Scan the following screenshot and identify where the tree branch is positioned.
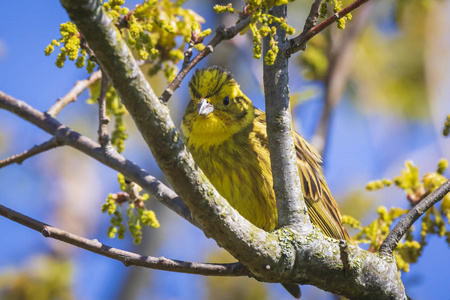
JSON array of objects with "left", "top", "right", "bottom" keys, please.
[
  {"left": 0, "top": 89, "right": 408, "bottom": 299},
  {"left": 0, "top": 91, "right": 196, "bottom": 229},
  {"left": 47, "top": 70, "right": 101, "bottom": 117},
  {"left": 39, "top": 1, "right": 409, "bottom": 297},
  {"left": 301, "top": 0, "right": 323, "bottom": 34},
  {"left": 288, "top": 0, "right": 370, "bottom": 55},
  {"left": 159, "top": 14, "right": 253, "bottom": 103},
  {"left": 263, "top": 5, "right": 311, "bottom": 230},
  {"left": 59, "top": 0, "right": 279, "bottom": 281},
  {"left": 97, "top": 68, "right": 110, "bottom": 148},
  {"left": 0, "top": 137, "right": 62, "bottom": 169},
  {"left": 378, "top": 179, "right": 450, "bottom": 256},
  {"left": 0, "top": 204, "right": 249, "bottom": 277}
]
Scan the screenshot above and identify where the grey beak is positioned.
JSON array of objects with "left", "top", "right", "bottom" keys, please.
[{"left": 197, "top": 98, "right": 215, "bottom": 116}]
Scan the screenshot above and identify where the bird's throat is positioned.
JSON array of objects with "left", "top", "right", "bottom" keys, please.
[{"left": 183, "top": 115, "right": 236, "bottom": 149}]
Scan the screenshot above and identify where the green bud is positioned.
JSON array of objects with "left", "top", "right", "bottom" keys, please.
[
  {"left": 107, "top": 226, "right": 118, "bottom": 238},
  {"left": 86, "top": 59, "right": 96, "bottom": 74},
  {"left": 44, "top": 45, "right": 54, "bottom": 56},
  {"left": 320, "top": 3, "right": 328, "bottom": 18},
  {"left": 337, "top": 18, "right": 346, "bottom": 30},
  {"left": 118, "top": 224, "right": 126, "bottom": 239},
  {"left": 200, "top": 28, "right": 212, "bottom": 38},
  {"left": 437, "top": 158, "right": 448, "bottom": 174},
  {"left": 55, "top": 52, "right": 66, "bottom": 68},
  {"left": 377, "top": 206, "right": 387, "bottom": 215}
]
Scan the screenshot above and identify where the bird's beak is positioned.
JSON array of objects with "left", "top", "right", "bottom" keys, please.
[{"left": 197, "top": 98, "right": 215, "bottom": 116}]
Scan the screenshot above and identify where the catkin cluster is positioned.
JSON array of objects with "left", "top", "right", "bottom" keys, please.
[{"left": 360, "top": 159, "right": 450, "bottom": 271}]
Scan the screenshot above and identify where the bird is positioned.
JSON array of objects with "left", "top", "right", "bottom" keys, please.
[{"left": 181, "top": 66, "right": 353, "bottom": 298}]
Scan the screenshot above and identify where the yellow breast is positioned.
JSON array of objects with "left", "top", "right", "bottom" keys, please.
[{"left": 182, "top": 111, "right": 278, "bottom": 231}]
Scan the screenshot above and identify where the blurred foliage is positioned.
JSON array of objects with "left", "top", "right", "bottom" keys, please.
[
  {"left": 297, "top": 33, "right": 328, "bottom": 80},
  {"left": 87, "top": 81, "right": 128, "bottom": 153},
  {"left": 101, "top": 173, "right": 160, "bottom": 244},
  {"left": 351, "top": 0, "right": 431, "bottom": 119},
  {"left": 206, "top": 250, "right": 269, "bottom": 300},
  {"left": 339, "top": 190, "right": 376, "bottom": 232},
  {"left": 443, "top": 114, "right": 450, "bottom": 137},
  {"left": 296, "top": 0, "right": 353, "bottom": 80},
  {"left": 0, "top": 256, "right": 74, "bottom": 300},
  {"left": 297, "top": 0, "right": 432, "bottom": 119},
  {"left": 359, "top": 159, "right": 450, "bottom": 272}
]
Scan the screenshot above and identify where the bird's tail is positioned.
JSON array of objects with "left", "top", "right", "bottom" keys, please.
[{"left": 282, "top": 283, "right": 301, "bottom": 299}]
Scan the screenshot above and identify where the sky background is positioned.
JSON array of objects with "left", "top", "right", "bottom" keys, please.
[{"left": 1, "top": 0, "right": 450, "bottom": 299}]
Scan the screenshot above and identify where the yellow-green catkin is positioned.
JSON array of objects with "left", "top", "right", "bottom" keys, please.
[
  {"left": 443, "top": 114, "right": 450, "bottom": 136},
  {"left": 101, "top": 173, "right": 159, "bottom": 244}
]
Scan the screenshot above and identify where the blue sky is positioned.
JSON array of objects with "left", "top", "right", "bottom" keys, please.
[{"left": 1, "top": 1, "right": 450, "bottom": 300}]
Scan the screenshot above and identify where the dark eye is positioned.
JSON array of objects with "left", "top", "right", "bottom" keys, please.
[{"left": 223, "top": 96, "right": 230, "bottom": 105}]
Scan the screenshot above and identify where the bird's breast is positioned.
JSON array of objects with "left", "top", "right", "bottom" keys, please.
[{"left": 185, "top": 135, "right": 278, "bottom": 231}]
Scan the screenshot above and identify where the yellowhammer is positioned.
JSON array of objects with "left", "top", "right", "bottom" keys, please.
[{"left": 181, "top": 66, "right": 352, "bottom": 298}]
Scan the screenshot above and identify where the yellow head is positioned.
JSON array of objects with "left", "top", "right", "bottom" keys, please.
[{"left": 182, "top": 66, "right": 254, "bottom": 148}]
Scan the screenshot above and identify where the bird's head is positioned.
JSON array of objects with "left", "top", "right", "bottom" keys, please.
[{"left": 182, "top": 66, "right": 254, "bottom": 147}]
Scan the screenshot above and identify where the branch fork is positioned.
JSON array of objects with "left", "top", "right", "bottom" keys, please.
[{"left": 0, "top": 0, "right": 424, "bottom": 298}]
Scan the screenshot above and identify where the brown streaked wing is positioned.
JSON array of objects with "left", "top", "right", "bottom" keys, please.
[{"left": 294, "top": 131, "right": 348, "bottom": 241}]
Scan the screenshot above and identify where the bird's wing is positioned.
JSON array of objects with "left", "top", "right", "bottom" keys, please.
[
  {"left": 294, "top": 132, "right": 349, "bottom": 241},
  {"left": 253, "top": 108, "right": 351, "bottom": 241}
]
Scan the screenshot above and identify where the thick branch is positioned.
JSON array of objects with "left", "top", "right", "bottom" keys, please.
[
  {"left": 47, "top": 70, "right": 101, "bottom": 117},
  {"left": 159, "top": 14, "right": 253, "bottom": 103},
  {"left": 0, "top": 89, "right": 407, "bottom": 298},
  {"left": 48, "top": 0, "right": 280, "bottom": 281},
  {"left": 263, "top": 5, "right": 311, "bottom": 230},
  {"left": 379, "top": 179, "right": 450, "bottom": 256},
  {"left": 288, "top": 0, "right": 370, "bottom": 54},
  {"left": 0, "top": 137, "right": 62, "bottom": 168},
  {"left": 0, "top": 204, "right": 249, "bottom": 277},
  {"left": 34, "top": 1, "right": 409, "bottom": 297},
  {"left": 0, "top": 91, "right": 195, "bottom": 229}
]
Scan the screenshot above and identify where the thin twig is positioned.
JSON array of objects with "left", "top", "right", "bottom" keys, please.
[
  {"left": 159, "top": 14, "right": 253, "bottom": 103},
  {"left": 288, "top": 0, "right": 370, "bottom": 54},
  {"left": 98, "top": 69, "right": 110, "bottom": 148},
  {"left": 0, "top": 90, "right": 197, "bottom": 229},
  {"left": 378, "top": 179, "right": 450, "bottom": 256},
  {"left": 182, "top": 40, "right": 195, "bottom": 70},
  {"left": 47, "top": 70, "right": 101, "bottom": 117},
  {"left": 339, "top": 240, "right": 350, "bottom": 274},
  {"left": 0, "top": 137, "right": 62, "bottom": 169},
  {"left": 301, "top": 0, "right": 323, "bottom": 34},
  {"left": 0, "top": 204, "right": 249, "bottom": 277}
]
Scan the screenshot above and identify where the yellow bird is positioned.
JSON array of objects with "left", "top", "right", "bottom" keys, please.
[{"left": 181, "top": 66, "right": 352, "bottom": 297}]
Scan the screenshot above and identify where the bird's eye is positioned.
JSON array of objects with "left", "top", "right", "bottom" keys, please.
[{"left": 223, "top": 96, "right": 230, "bottom": 105}]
